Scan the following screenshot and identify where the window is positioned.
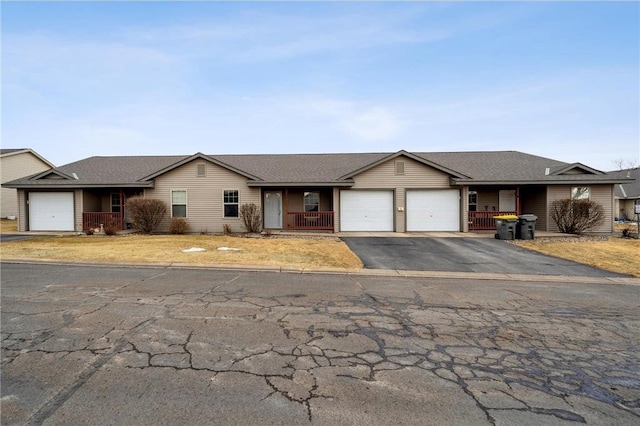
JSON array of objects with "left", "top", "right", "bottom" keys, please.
[
  {"left": 468, "top": 191, "right": 477, "bottom": 212},
  {"left": 304, "top": 192, "right": 319, "bottom": 212},
  {"left": 571, "top": 187, "right": 590, "bottom": 200},
  {"left": 197, "top": 163, "right": 206, "bottom": 177},
  {"left": 395, "top": 161, "right": 405, "bottom": 175},
  {"left": 111, "top": 193, "right": 122, "bottom": 213},
  {"left": 171, "top": 190, "right": 187, "bottom": 217},
  {"left": 224, "top": 190, "right": 239, "bottom": 217}
]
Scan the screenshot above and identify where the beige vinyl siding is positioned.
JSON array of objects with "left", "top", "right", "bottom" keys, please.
[
  {"left": 17, "top": 190, "right": 27, "bottom": 231},
  {"left": 461, "top": 186, "right": 469, "bottom": 232},
  {"left": 520, "top": 187, "right": 547, "bottom": 231},
  {"left": 82, "top": 191, "right": 101, "bottom": 212},
  {"left": 74, "top": 190, "right": 83, "bottom": 232},
  {"left": 346, "top": 156, "right": 453, "bottom": 232},
  {"left": 546, "top": 185, "right": 614, "bottom": 233},
  {"left": 144, "top": 160, "right": 260, "bottom": 233},
  {"left": 333, "top": 188, "right": 341, "bottom": 232},
  {"left": 1, "top": 152, "right": 52, "bottom": 218},
  {"left": 618, "top": 199, "right": 637, "bottom": 220},
  {"left": 477, "top": 191, "right": 500, "bottom": 213}
]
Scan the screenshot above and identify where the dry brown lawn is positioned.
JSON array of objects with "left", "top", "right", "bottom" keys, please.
[
  {"left": 514, "top": 237, "right": 640, "bottom": 277},
  {"left": 0, "top": 219, "right": 18, "bottom": 233},
  {"left": 0, "top": 234, "right": 363, "bottom": 269}
]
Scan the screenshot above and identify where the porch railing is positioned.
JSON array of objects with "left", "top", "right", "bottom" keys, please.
[
  {"left": 286, "top": 211, "right": 334, "bottom": 231},
  {"left": 83, "top": 212, "right": 124, "bottom": 231},
  {"left": 468, "top": 211, "right": 517, "bottom": 230}
]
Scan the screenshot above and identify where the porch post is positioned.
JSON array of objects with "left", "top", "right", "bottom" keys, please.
[
  {"left": 119, "top": 190, "right": 124, "bottom": 229},
  {"left": 516, "top": 186, "right": 520, "bottom": 215},
  {"left": 284, "top": 189, "right": 289, "bottom": 229}
]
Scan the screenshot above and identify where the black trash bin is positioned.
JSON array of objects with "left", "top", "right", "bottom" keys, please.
[
  {"left": 517, "top": 214, "right": 537, "bottom": 240},
  {"left": 494, "top": 215, "right": 518, "bottom": 240}
]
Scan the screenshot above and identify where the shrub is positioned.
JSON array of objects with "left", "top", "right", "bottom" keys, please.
[
  {"left": 103, "top": 221, "right": 118, "bottom": 236},
  {"left": 240, "top": 203, "right": 262, "bottom": 233},
  {"left": 223, "top": 224, "right": 232, "bottom": 235},
  {"left": 549, "top": 199, "right": 605, "bottom": 235},
  {"left": 125, "top": 196, "right": 167, "bottom": 234},
  {"left": 620, "top": 226, "right": 635, "bottom": 238},
  {"left": 170, "top": 217, "right": 188, "bottom": 234}
]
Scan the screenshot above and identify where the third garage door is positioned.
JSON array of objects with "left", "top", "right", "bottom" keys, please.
[
  {"left": 406, "top": 189, "right": 460, "bottom": 231},
  {"left": 340, "top": 190, "right": 394, "bottom": 232}
]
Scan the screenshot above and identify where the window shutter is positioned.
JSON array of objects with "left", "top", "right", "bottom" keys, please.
[{"left": 197, "top": 164, "right": 206, "bottom": 177}]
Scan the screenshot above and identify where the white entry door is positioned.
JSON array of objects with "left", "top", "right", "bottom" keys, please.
[
  {"left": 340, "top": 190, "right": 394, "bottom": 231},
  {"left": 29, "top": 192, "right": 75, "bottom": 231},
  {"left": 499, "top": 190, "right": 516, "bottom": 211},
  {"left": 264, "top": 191, "right": 283, "bottom": 229}
]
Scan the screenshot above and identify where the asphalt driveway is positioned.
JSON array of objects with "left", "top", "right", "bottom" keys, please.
[{"left": 342, "top": 237, "right": 627, "bottom": 277}]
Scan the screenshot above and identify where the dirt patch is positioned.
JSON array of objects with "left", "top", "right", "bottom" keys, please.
[
  {"left": 513, "top": 236, "right": 640, "bottom": 277},
  {"left": 0, "top": 234, "right": 363, "bottom": 269}
]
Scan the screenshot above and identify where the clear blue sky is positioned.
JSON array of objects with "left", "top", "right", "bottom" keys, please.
[{"left": 2, "top": 1, "right": 639, "bottom": 171}]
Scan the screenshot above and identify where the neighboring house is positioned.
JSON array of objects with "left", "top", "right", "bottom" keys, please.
[
  {"left": 1, "top": 149, "right": 54, "bottom": 219},
  {"left": 3, "top": 150, "right": 632, "bottom": 234},
  {"left": 608, "top": 167, "right": 640, "bottom": 221}
]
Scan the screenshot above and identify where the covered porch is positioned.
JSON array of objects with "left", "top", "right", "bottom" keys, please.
[
  {"left": 467, "top": 186, "right": 545, "bottom": 231},
  {"left": 81, "top": 189, "right": 142, "bottom": 231},
  {"left": 263, "top": 188, "right": 335, "bottom": 231}
]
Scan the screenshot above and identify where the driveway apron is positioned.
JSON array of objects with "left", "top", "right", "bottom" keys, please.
[{"left": 341, "top": 237, "right": 627, "bottom": 277}]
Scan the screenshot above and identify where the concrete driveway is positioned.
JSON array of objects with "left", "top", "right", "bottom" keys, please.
[{"left": 342, "top": 237, "right": 627, "bottom": 277}]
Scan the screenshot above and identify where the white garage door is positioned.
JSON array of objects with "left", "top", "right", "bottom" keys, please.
[
  {"left": 407, "top": 190, "right": 460, "bottom": 231},
  {"left": 340, "top": 190, "right": 394, "bottom": 232},
  {"left": 29, "top": 192, "right": 74, "bottom": 231}
]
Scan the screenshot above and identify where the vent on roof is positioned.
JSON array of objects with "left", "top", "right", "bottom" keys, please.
[
  {"left": 545, "top": 168, "right": 550, "bottom": 176},
  {"left": 395, "top": 161, "right": 405, "bottom": 175},
  {"left": 197, "top": 163, "right": 206, "bottom": 177},
  {"left": 72, "top": 173, "right": 79, "bottom": 180}
]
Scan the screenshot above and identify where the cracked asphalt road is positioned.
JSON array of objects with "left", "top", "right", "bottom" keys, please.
[{"left": 2, "top": 263, "right": 639, "bottom": 425}]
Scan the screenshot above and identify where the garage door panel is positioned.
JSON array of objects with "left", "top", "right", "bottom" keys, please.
[
  {"left": 341, "top": 190, "right": 393, "bottom": 232},
  {"left": 29, "top": 192, "right": 75, "bottom": 231},
  {"left": 407, "top": 190, "right": 460, "bottom": 232}
]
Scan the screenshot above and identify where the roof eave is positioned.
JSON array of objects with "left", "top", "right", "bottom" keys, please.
[
  {"left": 451, "top": 178, "right": 634, "bottom": 186},
  {"left": 247, "top": 181, "right": 354, "bottom": 188},
  {"left": 2, "top": 183, "right": 155, "bottom": 189}
]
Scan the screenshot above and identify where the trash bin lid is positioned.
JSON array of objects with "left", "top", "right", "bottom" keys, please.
[
  {"left": 518, "top": 214, "right": 538, "bottom": 221},
  {"left": 494, "top": 215, "right": 518, "bottom": 220}
]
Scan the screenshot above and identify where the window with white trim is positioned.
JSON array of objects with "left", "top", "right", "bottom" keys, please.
[
  {"left": 171, "top": 190, "right": 187, "bottom": 217},
  {"left": 468, "top": 191, "right": 477, "bottom": 212},
  {"left": 304, "top": 192, "right": 319, "bottom": 212},
  {"left": 571, "top": 187, "right": 590, "bottom": 200},
  {"left": 224, "top": 190, "right": 239, "bottom": 217}
]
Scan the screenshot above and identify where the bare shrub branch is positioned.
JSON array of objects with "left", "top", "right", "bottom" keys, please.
[
  {"left": 239, "top": 203, "right": 262, "bottom": 233},
  {"left": 125, "top": 196, "right": 167, "bottom": 234},
  {"left": 550, "top": 199, "right": 605, "bottom": 235}
]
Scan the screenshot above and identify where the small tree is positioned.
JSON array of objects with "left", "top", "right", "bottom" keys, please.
[
  {"left": 125, "top": 196, "right": 167, "bottom": 234},
  {"left": 239, "top": 203, "right": 262, "bottom": 233},
  {"left": 550, "top": 199, "right": 605, "bottom": 235}
]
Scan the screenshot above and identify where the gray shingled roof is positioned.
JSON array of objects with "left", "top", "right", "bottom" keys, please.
[
  {"left": 214, "top": 153, "right": 388, "bottom": 183},
  {"left": 3, "top": 150, "right": 632, "bottom": 188},
  {"left": 0, "top": 148, "right": 29, "bottom": 156},
  {"left": 609, "top": 167, "right": 640, "bottom": 199}
]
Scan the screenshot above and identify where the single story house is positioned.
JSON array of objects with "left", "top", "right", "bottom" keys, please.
[
  {"left": 608, "top": 167, "right": 640, "bottom": 221},
  {"left": 1, "top": 148, "right": 54, "bottom": 219},
  {"left": 3, "top": 150, "right": 633, "bottom": 234}
]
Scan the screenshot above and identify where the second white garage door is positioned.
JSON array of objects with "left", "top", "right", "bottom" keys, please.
[
  {"left": 29, "top": 192, "right": 75, "bottom": 231},
  {"left": 340, "top": 190, "right": 394, "bottom": 232},
  {"left": 406, "top": 189, "right": 460, "bottom": 231}
]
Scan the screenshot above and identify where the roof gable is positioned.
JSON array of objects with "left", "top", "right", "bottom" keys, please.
[
  {"left": 339, "top": 150, "right": 469, "bottom": 180},
  {"left": 140, "top": 153, "right": 262, "bottom": 182},
  {"left": 30, "top": 169, "right": 76, "bottom": 181},
  {"left": 0, "top": 148, "right": 55, "bottom": 167},
  {"left": 548, "top": 163, "right": 603, "bottom": 176}
]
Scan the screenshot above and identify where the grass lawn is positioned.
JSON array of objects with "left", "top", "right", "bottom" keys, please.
[
  {"left": 514, "top": 237, "right": 640, "bottom": 277},
  {"left": 0, "top": 219, "right": 18, "bottom": 233},
  {"left": 0, "top": 234, "right": 363, "bottom": 270}
]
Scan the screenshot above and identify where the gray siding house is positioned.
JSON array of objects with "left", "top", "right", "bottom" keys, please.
[{"left": 3, "top": 150, "right": 632, "bottom": 234}]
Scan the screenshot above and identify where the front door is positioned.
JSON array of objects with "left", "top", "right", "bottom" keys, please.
[{"left": 264, "top": 191, "right": 283, "bottom": 229}]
